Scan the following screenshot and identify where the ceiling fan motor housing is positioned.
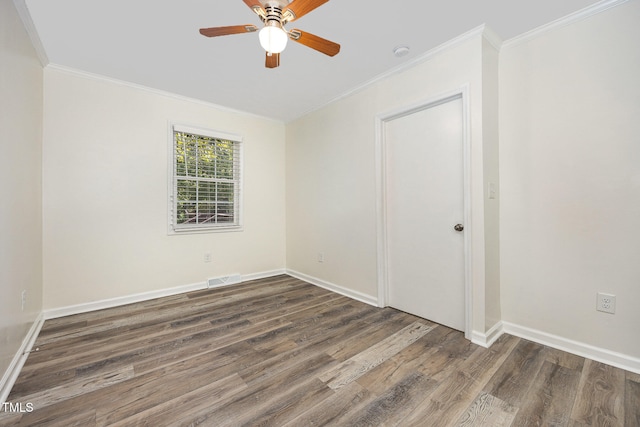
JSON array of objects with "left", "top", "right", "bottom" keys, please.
[{"left": 263, "top": 5, "right": 285, "bottom": 28}]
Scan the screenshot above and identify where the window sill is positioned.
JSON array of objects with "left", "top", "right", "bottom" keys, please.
[{"left": 168, "top": 225, "right": 244, "bottom": 235}]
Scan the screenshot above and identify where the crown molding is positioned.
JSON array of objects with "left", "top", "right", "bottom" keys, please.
[
  {"left": 289, "top": 24, "right": 489, "bottom": 123},
  {"left": 12, "top": 0, "right": 49, "bottom": 66},
  {"left": 45, "top": 64, "right": 281, "bottom": 123},
  {"left": 503, "top": 0, "right": 630, "bottom": 48},
  {"left": 291, "top": 0, "right": 630, "bottom": 122},
  {"left": 481, "top": 26, "right": 503, "bottom": 51}
]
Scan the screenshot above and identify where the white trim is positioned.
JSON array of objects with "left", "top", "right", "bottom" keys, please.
[
  {"left": 374, "top": 114, "right": 387, "bottom": 308},
  {"left": 6, "top": 272, "right": 638, "bottom": 406},
  {"left": 0, "top": 313, "right": 45, "bottom": 404},
  {"left": 286, "top": 270, "right": 378, "bottom": 307},
  {"left": 206, "top": 270, "right": 286, "bottom": 289},
  {"left": 471, "top": 321, "right": 504, "bottom": 348},
  {"left": 471, "top": 320, "right": 640, "bottom": 374},
  {"left": 460, "top": 84, "right": 473, "bottom": 341},
  {"left": 45, "top": 64, "right": 280, "bottom": 123},
  {"left": 167, "top": 122, "right": 244, "bottom": 235},
  {"left": 375, "top": 86, "right": 474, "bottom": 341},
  {"left": 242, "top": 269, "right": 286, "bottom": 282},
  {"left": 25, "top": 0, "right": 627, "bottom": 125},
  {"left": 290, "top": 25, "right": 487, "bottom": 123},
  {"left": 43, "top": 269, "right": 285, "bottom": 320},
  {"left": 172, "top": 124, "right": 242, "bottom": 143},
  {"left": 12, "top": 0, "right": 49, "bottom": 66},
  {"left": 503, "top": 0, "right": 630, "bottom": 48},
  {"left": 40, "top": 24, "right": 487, "bottom": 125},
  {"left": 481, "top": 26, "right": 504, "bottom": 51},
  {"left": 502, "top": 321, "right": 640, "bottom": 375},
  {"left": 43, "top": 282, "right": 207, "bottom": 320}
]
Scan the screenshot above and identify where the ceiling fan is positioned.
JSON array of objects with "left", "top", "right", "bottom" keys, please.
[{"left": 199, "top": 0, "right": 340, "bottom": 68}]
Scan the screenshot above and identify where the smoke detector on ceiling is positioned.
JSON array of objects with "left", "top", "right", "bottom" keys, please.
[{"left": 393, "top": 46, "right": 410, "bottom": 58}]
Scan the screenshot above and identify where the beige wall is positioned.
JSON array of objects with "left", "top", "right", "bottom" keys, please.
[
  {"left": 500, "top": 0, "right": 640, "bottom": 358},
  {"left": 42, "top": 68, "right": 286, "bottom": 309},
  {"left": 482, "top": 37, "right": 502, "bottom": 330},
  {"left": 0, "top": 0, "right": 44, "bottom": 387},
  {"left": 286, "top": 33, "right": 499, "bottom": 336}
]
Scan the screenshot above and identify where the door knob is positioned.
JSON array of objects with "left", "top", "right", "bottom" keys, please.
[{"left": 454, "top": 224, "right": 464, "bottom": 232}]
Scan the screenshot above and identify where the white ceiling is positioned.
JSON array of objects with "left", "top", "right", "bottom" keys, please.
[{"left": 24, "top": 0, "right": 600, "bottom": 122}]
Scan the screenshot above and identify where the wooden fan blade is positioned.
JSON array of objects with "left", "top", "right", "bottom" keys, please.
[
  {"left": 283, "top": 0, "right": 329, "bottom": 22},
  {"left": 289, "top": 29, "right": 340, "bottom": 56},
  {"left": 242, "top": 0, "right": 261, "bottom": 9},
  {"left": 199, "top": 25, "right": 258, "bottom": 37},
  {"left": 242, "top": 0, "right": 265, "bottom": 16},
  {"left": 265, "top": 52, "right": 281, "bottom": 68}
]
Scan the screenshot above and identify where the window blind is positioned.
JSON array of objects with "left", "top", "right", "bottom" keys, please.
[{"left": 170, "top": 125, "right": 242, "bottom": 232}]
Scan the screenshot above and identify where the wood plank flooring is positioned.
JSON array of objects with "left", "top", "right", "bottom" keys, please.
[{"left": 1, "top": 275, "right": 638, "bottom": 426}]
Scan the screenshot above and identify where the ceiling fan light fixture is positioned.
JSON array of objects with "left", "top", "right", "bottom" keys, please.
[{"left": 259, "top": 25, "right": 288, "bottom": 54}]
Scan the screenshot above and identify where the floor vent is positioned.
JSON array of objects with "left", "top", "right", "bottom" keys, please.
[{"left": 207, "top": 274, "right": 242, "bottom": 289}]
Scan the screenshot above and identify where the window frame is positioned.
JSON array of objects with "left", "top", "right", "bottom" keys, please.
[{"left": 168, "top": 123, "right": 243, "bottom": 235}]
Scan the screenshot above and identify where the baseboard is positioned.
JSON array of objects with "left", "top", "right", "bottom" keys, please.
[
  {"left": 286, "top": 269, "right": 378, "bottom": 307},
  {"left": 471, "top": 321, "right": 505, "bottom": 348},
  {"left": 43, "top": 281, "right": 208, "bottom": 320},
  {"left": 0, "top": 313, "right": 45, "bottom": 404},
  {"left": 242, "top": 269, "right": 287, "bottom": 283},
  {"left": 43, "top": 269, "right": 286, "bottom": 320},
  {"left": 502, "top": 321, "right": 640, "bottom": 374}
]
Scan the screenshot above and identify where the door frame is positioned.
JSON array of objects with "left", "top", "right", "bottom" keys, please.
[{"left": 375, "top": 86, "right": 473, "bottom": 340}]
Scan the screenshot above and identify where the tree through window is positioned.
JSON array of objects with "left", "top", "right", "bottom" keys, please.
[{"left": 170, "top": 125, "right": 242, "bottom": 233}]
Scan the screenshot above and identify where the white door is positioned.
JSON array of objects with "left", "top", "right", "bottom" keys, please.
[{"left": 385, "top": 96, "right": 465, "bottom": 331}]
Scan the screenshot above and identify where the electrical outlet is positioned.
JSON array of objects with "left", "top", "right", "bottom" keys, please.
[
  {"left": 21, "top": 290, "right": 27, "bottom": 311},
  {"left": 317, "top": 252, "right": 324, "bottom": 263},
  {"left": 596, "top": 292, "right": 616, "bottom": 314},
  {"left": 204, "top": 252, "right": 212, "bottom": 263}
]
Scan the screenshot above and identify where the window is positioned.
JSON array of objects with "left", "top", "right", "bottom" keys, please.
[{"left": 169, "top": 124, "right": 242, "bottom": 233}]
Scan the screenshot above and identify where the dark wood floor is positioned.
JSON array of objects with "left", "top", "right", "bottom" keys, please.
[{"left": 1, "top": 275, "right": 638, "bottom": 426}]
